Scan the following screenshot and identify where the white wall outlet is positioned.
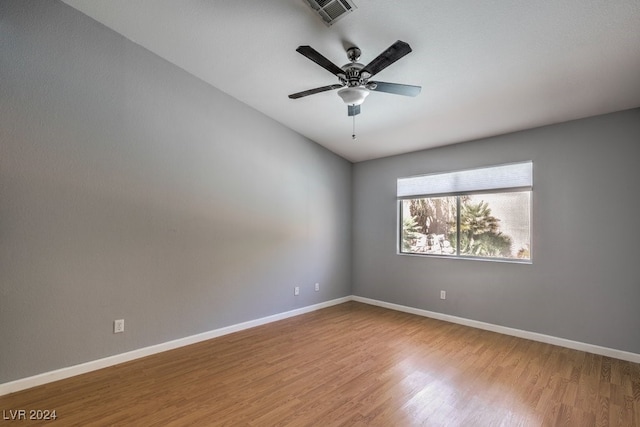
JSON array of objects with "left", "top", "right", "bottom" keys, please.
[
  {"left": 440, "top": 290, "right": 446, "bottom": 300},
  {"left": 315, "top": 283, "right": 320, "bottom": 292},
  {"left": 294, "top": 286, "right": 300, "bottom": 296},
  {"left": 114, "top": 319, "right": 125, "bottom": 333}
]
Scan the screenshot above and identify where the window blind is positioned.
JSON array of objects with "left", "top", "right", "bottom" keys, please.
[{"left": 397, "top": 161, "right": 532, "bottom": 198}]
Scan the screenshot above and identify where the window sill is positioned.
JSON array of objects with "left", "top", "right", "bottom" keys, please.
[{"left": 397, "top": 251, "right": 532, "bottom": 265}]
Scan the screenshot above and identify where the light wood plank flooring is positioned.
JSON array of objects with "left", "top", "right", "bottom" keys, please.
[{"left": 1, "top": 302, "right": 639, "bottom": 426}]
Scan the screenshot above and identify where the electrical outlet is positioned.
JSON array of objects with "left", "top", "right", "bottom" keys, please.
[
  {"left": 294, "top": 286, "right": 300, "bottom": 296},
  {"left": 315, "top": 283, "right": 320, "bottom": 292},
  {"left": 114, "top": 319, "right": 124, "bottom": 333},
  {"left": 440, "top": 290, "right": 446, "bottom": 300}
]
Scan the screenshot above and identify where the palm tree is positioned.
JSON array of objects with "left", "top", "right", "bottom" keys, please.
[{"left": 453, "top": 200, "right": 513, "bottom": 257}]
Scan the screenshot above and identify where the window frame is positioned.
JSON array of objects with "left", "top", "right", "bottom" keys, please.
[{"left": 397, "top": 162, "right": 532, "bottom": 264}]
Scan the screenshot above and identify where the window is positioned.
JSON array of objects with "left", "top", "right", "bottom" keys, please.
[{"left": 398, "top": 162, "right": 532, "bottom": 261}]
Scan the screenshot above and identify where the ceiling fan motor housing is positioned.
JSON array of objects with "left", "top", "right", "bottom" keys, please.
[{"left": 340, "top": 63, "right": 367, "bottom": 87}]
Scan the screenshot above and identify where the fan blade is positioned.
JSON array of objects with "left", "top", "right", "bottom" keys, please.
[
  {"left": 369, "top": 81, "right": 421, "bottom": 97},
  {"left": 296, "top": 46, "right": 345, "bottom": 77},
  {"left": 348, "top": 105, "right": 361, "bottom": 116},
  {"left": 361, "top": 40, "right": 412, "bottom": 77},
  {"left": 288, "top": 84, "right": 343, "bottom": 99}
]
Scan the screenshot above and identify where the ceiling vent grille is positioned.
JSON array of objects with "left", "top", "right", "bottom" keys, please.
[{"left": 305, "top": 0, "right": 357, "bottom": 26}]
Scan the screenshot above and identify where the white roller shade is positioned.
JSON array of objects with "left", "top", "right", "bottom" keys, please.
[{"left": 397, "top": 161, "right": 532, "bottom": 198}]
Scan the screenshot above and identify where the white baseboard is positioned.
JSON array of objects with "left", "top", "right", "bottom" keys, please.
[
  {"left": 3, "top": 294, "right": 638, "bottom": 396},
  {"left": 352, "top": 295, "right": 640, "bottom": 364},
  {"left": 0, "top": 297, "right": 351, "bottom": 396}
]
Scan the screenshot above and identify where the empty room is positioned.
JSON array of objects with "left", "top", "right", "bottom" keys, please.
[{"left": 1, "top": 1, "right": 640, "bottom": 425}]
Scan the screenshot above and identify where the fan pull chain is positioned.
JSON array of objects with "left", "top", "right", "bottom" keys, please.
[{"left": 352, "top": 114, "right": 357, "bottom": 140}]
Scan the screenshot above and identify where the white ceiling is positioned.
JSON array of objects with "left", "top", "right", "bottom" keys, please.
[{"left": 61, "top": 0, "right": 640, "bottom": 162}]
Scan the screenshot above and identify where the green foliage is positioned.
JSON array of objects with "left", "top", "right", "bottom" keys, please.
[
  {"left": 402, "top": 215, "right": 421, "bottom": 251},
  {"left": 458, "top": 231, "right": 513, "bottom": 257},
  {"left": 405, "top": 197, "right": 517, "bottom": 258},
  {"left": 450, "top": 200, "right": 513, "bottom": 258}
]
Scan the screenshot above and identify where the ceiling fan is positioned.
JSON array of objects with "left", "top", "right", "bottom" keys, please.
[{"left": 288, "top": 40, "right": 421, "bottom": 117}]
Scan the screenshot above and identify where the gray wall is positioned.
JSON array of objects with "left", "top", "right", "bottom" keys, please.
[
  {"left": 0, "top": 1, "right": 352, "bottom": 383},
  {"left": 1, "top": 0, "right": 638, "bottom": 388},
  {"left": 353, "top": 108, "right": 640, "bottom": 354}
]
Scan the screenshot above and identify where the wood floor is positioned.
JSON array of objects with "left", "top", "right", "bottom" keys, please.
[{"left": 1, "top": 302, "right": 639, "bottom": 426}]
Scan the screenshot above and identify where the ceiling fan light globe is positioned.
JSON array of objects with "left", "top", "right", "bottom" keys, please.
[{"left": 338, "top": 87, "right": 370, "bottom": 106}]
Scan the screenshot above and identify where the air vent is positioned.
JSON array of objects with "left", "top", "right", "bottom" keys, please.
[{"left": 305, "top": 0, "right": 357, "bottom": 26}]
